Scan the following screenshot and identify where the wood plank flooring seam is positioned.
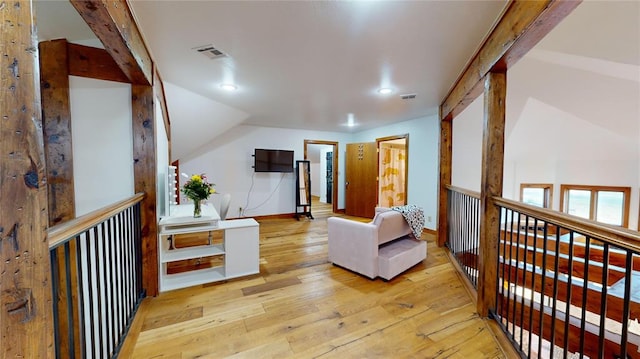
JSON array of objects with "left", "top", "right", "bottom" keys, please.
[
  {"left": 303, "top": 308, "right": 430, "bottom": 358},
  {"left": 129, "top": 201, "right": 505, "bottom": 358}
]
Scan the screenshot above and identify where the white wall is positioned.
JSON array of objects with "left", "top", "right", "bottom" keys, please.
[
  {"left": 503, "top": 94, "right": 639, "bottom": 228},
  {"left": 177, "top": 115, "right": 440, "bottom": 228},
  {"left": 70, "top": 76, "right": 134, "bottom": 216},
  {"left": 310, "top": 162, "right": 321, "bottom": 197},
  {"left": 178, "top": 117, "right": 441, "bottom": 224},
  {"left": 450, "top": 57, "right": 640, "bottom": 229},
  {"left": 155, "top": 97, "right": 170, "bottom": 218},
  {"left": 179, "top": 125, "right": 351, "bottom": 218},
  {"left": 506, "top": 53, "right": 640, "bottom": 229},
  {"left": 451, "top": 94, "right": 483, "bottom": 192},
  {"left": 307, "top": 144, "right": 333, "bottom": 202},
  {"left": 319, "top": 146, "right": 332, "bottom": 203},
  {"left": 353, "top": 115, "right": 440, "bottom": 230},
  {"left": 165, "top": 82, "right": 249, "bottom": 160}
]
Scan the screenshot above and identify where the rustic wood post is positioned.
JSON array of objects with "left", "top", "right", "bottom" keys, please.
[
  {"left": 0, "top": 1, "right": 54, "bottom": 356},
  {"left": 477, "top": 71, "right": 506, "bottom": 317},
  {"left": 39, "top": 39, "right": 80, "bottom": 351},
  {"left": 73, "top": 0, "right": 160, "bottom": 296},
  {"left": 437, "top": 115, "right": 452, "bottom": 247},
  {"left": 438, "top": 0, "right": 579, "bottom": 318},
  {"left": 132, "top": 85, "right": 158, "bottom": 296},
  {"left": 39, "top": 39, "right": 75, "bottom": 225}
]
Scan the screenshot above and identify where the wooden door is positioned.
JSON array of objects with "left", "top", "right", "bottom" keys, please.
[
  {"left": 345, "top": 142, "right": 378, "bottom": 218},
  {"left": 377, "top": 135, "right": 408, "bottom": 208}
]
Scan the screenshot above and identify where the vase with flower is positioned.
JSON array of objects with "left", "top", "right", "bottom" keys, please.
[{"left": 181, "top": 173, "right": 216, "bottom": 217}]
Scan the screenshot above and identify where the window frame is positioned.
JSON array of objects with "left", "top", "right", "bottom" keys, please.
[
  {"left": 520, "top": 183, "right": 554, "bottom": 209},
  {"left": 559, "top": 184, "right": 631, "bottom": 227}
]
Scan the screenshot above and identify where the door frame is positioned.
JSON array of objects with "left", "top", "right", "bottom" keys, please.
[
  {"left": 303, "top": 139, "right": 339, "bottom": 213},
  {"left": 376, "top": 134, "right": 409, "bottom": 206}
]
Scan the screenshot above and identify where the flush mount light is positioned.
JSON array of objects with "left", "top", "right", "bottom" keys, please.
[
  {"left": 377, "top": 88, "right": 393, "bottom": 95},
  {"left": 347, "top": 113, "right": 356, "bottom": 127},
  {"left": 220, "top": 83, "right": 237, "bottom": 91}
]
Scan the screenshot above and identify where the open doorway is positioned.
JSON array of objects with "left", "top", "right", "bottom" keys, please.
[
  {"left": 377, "top": 134, "right": 408, "bottom": 208},
  {"left": 304, "top": 140, "right": 339, "bottom": 214}
]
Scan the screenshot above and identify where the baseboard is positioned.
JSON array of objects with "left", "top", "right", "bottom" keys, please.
[
  {"left": 118, "top": 297, "right": 151, "bottom": 357},
  {"left": 486, "top": 318, "right": 521, "bottom": 358},
  {"left": 445, "top": 250, "right": 478, "bottom": 307},
  {"left": 443, "top": 248, "right": 519, "bottom": 357},
  {"left": 233, "top": 212, "right": 297, "bottom": 221},
  {"left": 422, "top": 227, "right": 437, "bottom": 236}
]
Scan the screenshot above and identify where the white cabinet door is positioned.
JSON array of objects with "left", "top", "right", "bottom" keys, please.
[{"left": 225, "top": 225, "right": 259, "bottom": 277}]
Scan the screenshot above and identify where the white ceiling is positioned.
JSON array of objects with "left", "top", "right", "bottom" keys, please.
[
  {"left": 532, "top": 0, "right": 640, "bottom": 67},
  {"left": 34, "top": 1, "right": 639, "bottom": 160},
  {"left": 127, "top": 0, "right": 506, "bottom": 134},
  {"left": 35, "top": 0, "right": 95, "bottom": 43},
  {"left": 505, "top": 0, "right": 640, "bottom": 140}
]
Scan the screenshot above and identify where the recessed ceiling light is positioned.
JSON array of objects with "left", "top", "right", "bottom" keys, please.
[
  {"left": 220, "top": 84, "right": 237, "bottom": 91},
  {"left": 347, "top": 113, "right": 356, "bottom": 127},
  {"left": 378, "top": 88, "right": 393, "bottom": 95}
]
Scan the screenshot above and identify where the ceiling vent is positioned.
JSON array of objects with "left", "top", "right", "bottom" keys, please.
[
  {"left": 193, "top": 44, "right": 228, "bottom": 60},
  {"left": 400, "top": 93, "right": 417, "bottom": 100}
]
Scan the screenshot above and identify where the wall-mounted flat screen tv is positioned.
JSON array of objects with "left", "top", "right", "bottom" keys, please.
[{"left": 254, "top": 149, "right": 294, "bottom": 172}]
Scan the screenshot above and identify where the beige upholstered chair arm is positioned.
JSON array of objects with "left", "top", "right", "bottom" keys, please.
[{"left": 327, "top": 217, "right": 379, "bottom": 278}]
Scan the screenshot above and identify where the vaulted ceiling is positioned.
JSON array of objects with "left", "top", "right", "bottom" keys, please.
[
  {"left": 34, "top": 1, "right": 639, "bottom": 161},
  {"left": 36, "top": 0, "right": 508, "bottom": 159},
  {"left": 506, "top": 0, "right": 640, "bottom": 141},
  {"left": 127, "top": 1, "right": 507, "bottom": 135}
]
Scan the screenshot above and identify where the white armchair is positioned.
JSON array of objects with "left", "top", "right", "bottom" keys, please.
[{"left": 327, "top": 208, "right": 426, "bottom": 280}]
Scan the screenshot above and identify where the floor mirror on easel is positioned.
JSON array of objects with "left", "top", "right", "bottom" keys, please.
[{"left": 295, "top": 160, "right": 313, "bottom": 220}]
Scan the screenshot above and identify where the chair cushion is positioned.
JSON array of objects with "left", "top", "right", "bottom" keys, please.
[
  {"left": 378, "top": 238, "right": 427, "bottom": 280},
  {"left": 372, "top": 210, "right": 412, "bottom": 245}
]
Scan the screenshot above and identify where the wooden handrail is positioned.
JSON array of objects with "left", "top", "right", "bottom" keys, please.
[
  {"left": 48, "top": 193, "right": 145, "bottom": 249},
  {"left": 493, "top": 196, "right": 640, "bottom": 254},
  {"left": 446, "top": 185, "right": 481, "bottom": 199}
]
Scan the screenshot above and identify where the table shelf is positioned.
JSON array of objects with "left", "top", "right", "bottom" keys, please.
[
  {"left": 158, "top": 207, "right": 259, "bottom": 292},
  {"left": 161, "top": 244, "right": 224, "bottom": 263},
  {"left": 160, "top": 266, "right": 226, "bottom": 292}
]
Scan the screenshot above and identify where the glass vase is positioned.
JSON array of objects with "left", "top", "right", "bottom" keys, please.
[{"left": 193, "top": 199, "right": 202, "bottom": 218}]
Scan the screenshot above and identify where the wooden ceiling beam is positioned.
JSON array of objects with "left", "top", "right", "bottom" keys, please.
[
  {"left": 154, "top": 68, "right": 171, "bottom": 142},
  {"left": 39, "top": 39, "right": 76, "bottom": 226},
  {"left": 68, "top": 42, "right": 129, "bottom": 83},
  {"left": 71, "top": 0, "right": 153, "bottom": 85},
  {"left": 440, "top": 0, "right": 581, "bottom": 120}
]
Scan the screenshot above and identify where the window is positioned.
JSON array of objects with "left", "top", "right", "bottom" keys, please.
[
  {"left": 560, "top": 185, "right": 631, "bottom": 227},
  {"left": 520, "top": 183, "right": 553, "bottom": 208}
]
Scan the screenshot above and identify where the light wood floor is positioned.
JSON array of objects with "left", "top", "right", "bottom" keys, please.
[{"left": 123, "top": 199, "right": 505, "bottom": 358}]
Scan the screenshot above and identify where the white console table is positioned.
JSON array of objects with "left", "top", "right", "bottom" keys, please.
[{"left": 158, "top": 204, "right": 260, "bottom": 292}]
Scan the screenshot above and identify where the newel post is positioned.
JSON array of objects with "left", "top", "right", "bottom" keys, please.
[
  {"left": 437, "top": 115, "right": 452, "bottom": 247},
  {"left": 477, "top": 70, "right": 506, "bottom": 317},
  {"left": 132, "top": 85, "right": 158, "bottom": 297},
  {"left": 0, "top": 1, "right": 54, "bottom": 356}
]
